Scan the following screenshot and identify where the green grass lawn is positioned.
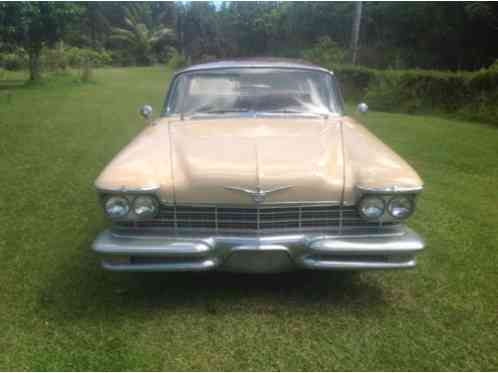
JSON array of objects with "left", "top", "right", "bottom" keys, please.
[{"left": 0, "top": 67, "right": 497, "bottom": 371}]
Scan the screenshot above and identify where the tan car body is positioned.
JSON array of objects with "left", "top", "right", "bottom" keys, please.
[
  {"left": 92, "top": 59, "right": 425, "bottom": 273},
  {"left": 95, "top": 116, "right": 423, "bottom": 206}
]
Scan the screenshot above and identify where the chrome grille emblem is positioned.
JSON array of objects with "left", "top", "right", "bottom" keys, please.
[{"left": 224, "top": 185, "right": 292, "bottom": 204}]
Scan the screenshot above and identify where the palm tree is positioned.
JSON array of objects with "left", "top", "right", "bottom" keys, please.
[
  {"left": 110, "top": 4, "right": 175, "bottom": 65},
  {"left": 82, "top": 3, "right": 110, "bottom": 49}
]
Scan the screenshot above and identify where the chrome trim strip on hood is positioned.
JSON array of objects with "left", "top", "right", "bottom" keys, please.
[{"left": 157, "top": 201, "right": 342, "bottom": 207}]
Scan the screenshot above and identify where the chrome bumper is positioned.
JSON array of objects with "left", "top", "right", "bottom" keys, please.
[{"left": 92, "top": 226, "right": 425, "bottom": 273}]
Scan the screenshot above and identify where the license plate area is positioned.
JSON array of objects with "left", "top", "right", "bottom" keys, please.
[{"left": 222, "top": 245, "right": 294, "bottom": 273}]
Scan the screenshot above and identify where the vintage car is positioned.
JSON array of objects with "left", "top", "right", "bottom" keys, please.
[{"left": 92, "top": 58, "right": 425, "bottom": 273}]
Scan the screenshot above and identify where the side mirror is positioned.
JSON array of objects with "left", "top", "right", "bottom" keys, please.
[
  {"left": 139, "top": 104, "right": 153, "bottom": 120},
  {"left": 357, "top": 102, "right": 368, "bottom": 113}
]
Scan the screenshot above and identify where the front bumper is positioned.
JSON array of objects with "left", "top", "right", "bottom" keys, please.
[{"left": 92, "top": 226, "right": 425, "bottom": 273}]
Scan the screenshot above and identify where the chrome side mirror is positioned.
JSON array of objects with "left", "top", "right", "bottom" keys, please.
[
  {"left": 357, "top": 102, "right": 369, "bottom": 113},
  {"left": 139, "top": 104, "right": 153, "bottom": 120}
]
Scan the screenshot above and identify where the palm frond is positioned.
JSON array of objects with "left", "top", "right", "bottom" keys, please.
[
  {"left": 124, "top": 16, "right": 135, "bottom": 30},
  {"left": 109, "top": 27, "right": 136, "bottom": 44},
  {"left": 150, "top": 27, "right": 176, "bottom": 44}
]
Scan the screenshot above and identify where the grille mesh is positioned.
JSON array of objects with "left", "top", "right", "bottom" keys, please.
[{"left": 115, "top": 204, "right": 394, "bottom": 233}]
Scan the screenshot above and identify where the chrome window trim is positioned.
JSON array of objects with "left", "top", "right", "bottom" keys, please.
[
  {"left": 186, "top": 112, "right": 339, "bottom": 120},
  {"left": 177, "top": 63, "right": 331, "bottom": 75},
  {"left": 161, "top": 68, "right": 342, "bottom": 117}
]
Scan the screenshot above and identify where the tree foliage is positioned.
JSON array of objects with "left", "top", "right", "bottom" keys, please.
[
  {"left": 0, "top": 2, "right": 81, "bottom": 80},
  {"left": 303, "top": 36, "right": 346, "bottom": 67},
  {"left": 110, "top": 4, "right": 175, "bottom": 65},
  {"left": 1, "top": 2, "right": 497, "bottom": 73}
]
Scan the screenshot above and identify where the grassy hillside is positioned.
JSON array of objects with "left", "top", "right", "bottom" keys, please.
[{"left": 0, "top": 67, "right": 497, "bottom": 370}]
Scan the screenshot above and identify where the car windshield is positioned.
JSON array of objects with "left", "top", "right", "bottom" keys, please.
[{"left": 164, "top": 68, "right": 343, "bottom": 116}]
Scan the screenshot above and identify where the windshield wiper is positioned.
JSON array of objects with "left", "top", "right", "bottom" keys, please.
[
  {"left": 264, "top": 109, "right": 328, "bottom": 118},
  {"left": 202, "top": 109, "right": 250, "bottom": 114}
]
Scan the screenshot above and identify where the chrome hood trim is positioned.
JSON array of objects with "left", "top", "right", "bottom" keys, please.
[{"left": 224, "top": 185, "right": 293, "bottom": 204}]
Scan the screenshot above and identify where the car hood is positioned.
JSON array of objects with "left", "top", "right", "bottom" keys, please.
[
  {"left": 168, "top": 117, "right": 344, "bottom": 204},
  {"left": 95, "top": 116, "right": 423, "bottom": 206}
]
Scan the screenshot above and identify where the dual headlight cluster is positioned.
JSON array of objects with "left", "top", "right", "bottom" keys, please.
[
  {"left": 103, "top": 195, "right": 158, "bottom": 219},
  {"left": 359, "top": 195, "right": 414, "bottom": 220},
  {"left": 103, "top": 193, "right": 413, "bottom": 221}
]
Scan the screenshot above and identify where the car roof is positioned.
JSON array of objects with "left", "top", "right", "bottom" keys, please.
[{"left": 176, "top": 58, "right": 332, "bottom": 75}]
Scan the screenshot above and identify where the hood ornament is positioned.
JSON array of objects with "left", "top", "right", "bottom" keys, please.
[{"left": 224, "top": 185, "right": 292, "bottom": 204}]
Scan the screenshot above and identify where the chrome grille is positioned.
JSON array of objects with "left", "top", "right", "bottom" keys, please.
[{"left": 115, "top": 204, "right": 395, "bottom": 233}]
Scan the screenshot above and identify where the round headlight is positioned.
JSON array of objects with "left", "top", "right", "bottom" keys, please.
[
  {"left": 104, "top": 196, "right": 130, "bottom": 219},
  {"left": 388, "top": 196, "right": 413, "bottom": 219},
  {"left": 133, "top": 195, "right": 158, "bottom": 218},
  {"left": 359, "top": 196, "right": 385, "bottom": 219}
]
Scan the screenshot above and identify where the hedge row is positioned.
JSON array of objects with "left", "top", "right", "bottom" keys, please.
[
  {"left": 0, "top": 46, "right": 187, "bottom": 72},
  {"left": 333, "top": 64, "right": 498, "bottom": 125},
  {"left": 0, "top": 47, "right": 114, "bottom": 71}
]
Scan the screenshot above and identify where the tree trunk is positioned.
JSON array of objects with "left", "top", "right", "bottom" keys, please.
[
  {"left": 28, "top": 48, "right": 42, "bottom": 81},
  {"left": 91, "top": 20, "right": 96, "bottom": 49},
  {"left": 350, "top": 1, "right": 363, "bottom": 65}
]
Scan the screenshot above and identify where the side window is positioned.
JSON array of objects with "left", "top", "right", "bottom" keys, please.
[
  {"left": 329, "top": 74, "right": 344, "bottom": 114},
  {"left": 166, "top": 76, "right": 186, "bottom": 114},
  {"left": 165, "top": 77, "right": 179, "bottom": 114}
]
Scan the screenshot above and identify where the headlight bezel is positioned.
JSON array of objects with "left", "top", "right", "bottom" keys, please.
[
  {"left": 104, "top": 195, "right": 130, "bottom": 219},
  {"left": 133, "top": 195, "right": 159, "bottom": 219},
  {"left": 387, "top": 195, "right": 415, "bottom": 219},
  {"left": 358, "top": 196, "right": 386, "bottom": 220},
  {"left": 101, "top": 193, "right": 160, "bottom": 220},
  {"left": 358, "top": 193, "right": 417, "bottom": 222}
]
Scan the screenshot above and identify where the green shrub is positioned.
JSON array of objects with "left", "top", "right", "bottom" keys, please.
[
  {"left": 40, "top": 45, "right": 112, "bottom": 71},
  {"left": 302, "top": 36, "right": 346, "bottom": 67},
  {"left": 365, "top": 69, "right": 471, "bottom": 113},
  {"left": 0, "top": 49, "right": 28, "bottom": 71},
  {"left": 41, "top": 43, "right": 68, "bottom": 71},
  {"left": 331, "top": 64, "right": 498, "bottom": 125},
  {"left": 333, "top": 65, "right": 377, "bottom": 100},
  {"left": 109, "top": 50, "right": 136, "bottom": 67},
  {"left": 65, "top": 47, "right": 112, "bottom": 68}
]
